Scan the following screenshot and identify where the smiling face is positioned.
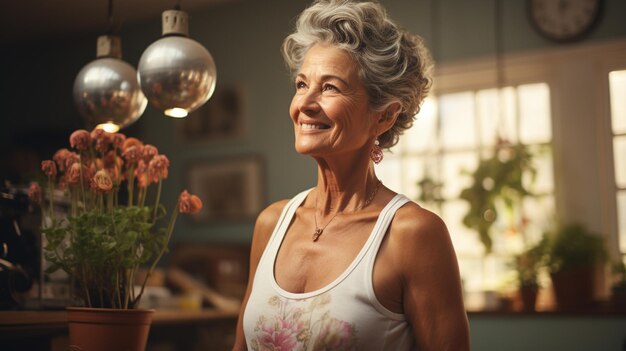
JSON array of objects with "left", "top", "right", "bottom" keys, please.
[{"left": 289, "top": 43, "right": 381, "bottom": 159}]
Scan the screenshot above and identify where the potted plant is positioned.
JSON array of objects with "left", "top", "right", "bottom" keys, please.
[
  {"left": 511, "top": 238, "right": 547, "bottom": 311},
  {"left": 545, "top": 223, "right": 606, "bottom": 310},
  {"left": 611, "top": 260, "right": 626, "bottom": 310},
  {"left": 28, "top": 128, "right": 203, "bottom": 351}
]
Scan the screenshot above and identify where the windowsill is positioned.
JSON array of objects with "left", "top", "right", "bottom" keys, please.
[{"left": 467, "top": 302, "right": 626, "bottom": 317}]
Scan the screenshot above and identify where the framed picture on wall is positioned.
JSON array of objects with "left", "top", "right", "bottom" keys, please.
[
  {"left": 177, "top": 84, "right": 245, "bottom": 142},
  {"left": 185, "top": 156, "right": 264, "bottom": 223}
]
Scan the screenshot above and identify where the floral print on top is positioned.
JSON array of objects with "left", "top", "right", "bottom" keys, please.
[{"left": 250, "top": 294, "right": 357, "bottom": 351}]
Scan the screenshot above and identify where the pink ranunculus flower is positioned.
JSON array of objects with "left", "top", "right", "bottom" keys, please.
[
  {"left": 69, "top": 129, "right": 91, "bottom": 151},
  {"left": 41, "top": 160, "right": 57, "bottom": 178},
  {"left": 28, "top": 182, "right": 42, "bottom": 204},
  {"left": 148, "top": 154, "right": 169, "bottom": 181},
  {"left": 92, "top": 169, "right": 113, "bottom": 192},
  {"left": 66, "top": 162, "right": 90, "bottom": 186},
  {"left": 91, "top": 128, "right": 112, "bottom": 154},
  {"left": 110, "top": 133, "right": 126, "bottom": 149},
  {"left": 122, "top": 145, "right": 143, "bottom": 165},
  {"left": 103, "top": 150, "right": 123, "bottom": 170},
  {"left": 64, "top": 152, "right": 81, "bottom": 171},
  {"left": 122, "top": 137, "right": 144, "bottom": 152},
  {"left": 178, "top": 190, "right": 203, "bottom": 214},
  {"left": 135, "top": 160, "right": 150, "bottom": 188},
  {"left": 53, "top": 148, "right": 72, "bottom": 172},
  {"left": 142, "top": 144, "right": 158, "bottom": 163}
]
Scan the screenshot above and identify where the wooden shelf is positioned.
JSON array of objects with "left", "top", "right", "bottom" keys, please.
[{"left": 0, "top": 308, "right": 238, "bottom": 327}]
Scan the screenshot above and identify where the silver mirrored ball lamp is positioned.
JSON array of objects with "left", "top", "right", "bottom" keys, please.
[
  {"left": 138, "top": 9, "right": 217, "bottom": 118},
  {"left": 73, "top": 35, "right": 147, "bottom": 133}
]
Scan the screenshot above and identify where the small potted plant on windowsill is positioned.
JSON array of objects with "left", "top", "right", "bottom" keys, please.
[
  {"left": 545, "top": 223, "right": 606, "bottom": 311},
  {"left": 611, "top": 260, "right": 626, "bottom": 311},
  {"left": 29, "top": 129, "right": 203, "bottom": 351},
  {"left": 511, "top": 237, "right": 547, "bottom": 312}
]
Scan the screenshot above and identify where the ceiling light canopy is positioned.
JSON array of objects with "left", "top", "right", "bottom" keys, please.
[{"left": 138, "top": 9, "right": 217, "bottom": 118}]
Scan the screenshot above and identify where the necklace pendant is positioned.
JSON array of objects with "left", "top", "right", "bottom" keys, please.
[{"left": 312, "top": 228, "right": 323, "bottom": 242}]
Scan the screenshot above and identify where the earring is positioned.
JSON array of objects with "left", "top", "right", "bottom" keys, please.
[{"left": 370, "top": 139, "right": 383, "bottom": 164}]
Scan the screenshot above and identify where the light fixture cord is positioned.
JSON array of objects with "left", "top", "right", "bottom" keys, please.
[
  {"left": 107, "top": 0, "right": 114, "bottom": 34},
  {"left": 494, "top": 0, "right": 507, "bottom": 141},
  {"left": 175, "top": 0, "right": 182, "bottom": 10}
]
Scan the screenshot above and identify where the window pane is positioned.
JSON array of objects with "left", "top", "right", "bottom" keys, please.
[
  {"left": 618, "top": 191, "right": 626, "bottom": 253},
  {"left": 441, "top": 200, "right": 484, "bottom": 256},
  {"left": 403, "top": 98, "right": 438, "bottom": 153},
  {"left": 519, "top": 83, "right": 552, "bottom": 144},
  {"left": 441, "top": 151, "right": 477, "bottom": 199},
  {"left": 614, "top": 136, "right": 626, "bottom": 188},
  {"left": 439, "top": 92, "right": 476, "bottom": 149},
  {"left": 376, "top": 156, "right": 402, "bottom": 191},
  {"left": 400, "top": 156, "right": 423, "bottom": 201},
  {"left": 610, "top": 70, "right": 626, "bottom": 134},
  {"left": 500, "top": 87, "right": 518, "bottom": 144},
  {"left": 522, "top": 195, "right": 555, "bottom": 244},
  {"left": 476, "top": 89, "right": 499, "bottom": 147},
  {"left": 524, "top": 147, "right": 554, "bottom": 194}
]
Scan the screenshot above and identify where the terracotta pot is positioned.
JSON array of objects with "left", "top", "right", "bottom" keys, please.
[
  {"left": 67, "top": 307, "right": 155, "bottom": 351},
  {"left": 550, "top": 266, "right": 595, "bottom": 310},
  {"left": 519, "top": 285, "right": 538, "bottom": 312}
]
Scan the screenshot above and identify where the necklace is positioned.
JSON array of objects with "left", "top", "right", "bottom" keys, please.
[{"left": 312, "top": 179, "right": 382, "bottom": 242}]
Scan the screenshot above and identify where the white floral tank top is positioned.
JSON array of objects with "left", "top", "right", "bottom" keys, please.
[{"left": 243, "top": 189, "right": 416, "bottom": 351}]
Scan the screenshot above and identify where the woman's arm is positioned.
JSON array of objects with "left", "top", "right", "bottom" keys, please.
[
  {"left": 232, "top": 200, "right": 289, "bottom": 351},
  {"left": 393, "top": 206, "right": 470, "bottom": 351}
]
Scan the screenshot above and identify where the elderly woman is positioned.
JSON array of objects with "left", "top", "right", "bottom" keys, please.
[{"left": 233, "top": 1, "right": 469, "bottom": 350}]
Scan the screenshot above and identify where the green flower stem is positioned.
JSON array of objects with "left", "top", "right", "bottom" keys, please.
[
  {"left": 153, "top": 178, "right": 163, "bottom": 222},
  {"left": 107, "top": 191, "right": 113, "bottom": 212},
  {"left": 47, "top": 177, "right": 54, "bottom": 222},
  {"left": 82, "top": 266, "right": 91, "bottom": 308},
  {"left": 127, "top": 165, "right": 136, "bottom": 207},
  {"left": 78, "top": 154, "right": 86, "bottom": 210},
  {"left": 134, "top": 204, "right": 179, "bottom": 305},
  {"left": 115, "top": 271, "right": 122, "bottom": 309}
]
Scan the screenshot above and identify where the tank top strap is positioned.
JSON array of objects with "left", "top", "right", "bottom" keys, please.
[
  {"left": 364, "top": 194, "right": 411, "bottom": 265},
  {"left": 259, "top": 188, "right": 312, "bottom": 266}
]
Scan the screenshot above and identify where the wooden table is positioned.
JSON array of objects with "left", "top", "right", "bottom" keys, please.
[{"left": 0, "top": 309, "right": 239, "bottom": 351}]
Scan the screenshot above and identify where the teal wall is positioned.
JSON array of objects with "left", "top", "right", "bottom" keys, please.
[
  {"left": 2, "top": 0, "right": 626, "bottom": 245},
  {"left": 469, "top": 314, "right": 626, "bottom": 350}
]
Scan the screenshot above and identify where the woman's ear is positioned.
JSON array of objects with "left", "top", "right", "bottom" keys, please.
[{"left": 375, "top": 102, "right": 401, "bottom": 135}]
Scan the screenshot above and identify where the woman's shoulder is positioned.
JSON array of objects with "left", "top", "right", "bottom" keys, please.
[
  {"left": 387, "top": 200, "right": 452, "bottom": 254},
  {"left": 255, "top": 199, "right": 291, "bottom": 233}
]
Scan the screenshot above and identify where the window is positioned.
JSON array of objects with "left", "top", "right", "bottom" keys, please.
[
  {"left": 609, "top": 70, "right": 626, "bottom": 257},
  {"left": 376, "top": 40, "right": 626, "bottom": 310},
  {"left": 377, "top": 83, "right": 554, "bottom": 303}
]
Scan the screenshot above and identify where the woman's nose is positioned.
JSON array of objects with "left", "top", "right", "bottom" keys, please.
[{"left": 297, "top": 89, "right": 321, "bottom": 115}]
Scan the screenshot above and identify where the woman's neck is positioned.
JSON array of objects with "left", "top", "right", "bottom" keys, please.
[{"left": 313, "top": 151, "right": 379, "bottom": 215}]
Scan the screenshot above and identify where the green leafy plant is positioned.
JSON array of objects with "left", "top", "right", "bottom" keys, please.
[
  {"left": 459, "top": 140, "right": 536, "bottom": 254},
  {"left": 511, "top": 237, "right": 547, "bottom": 288},
  {"left": 612, "top": 260, "right": 626, "bottom": 289},
  {"left": 29, "top": 129, "right": 202, "bottom": 309},
  {"left": 545, "top": 223, "right": 606, "bottom": 273}
]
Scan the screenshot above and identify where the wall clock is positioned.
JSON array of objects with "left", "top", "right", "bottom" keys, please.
[{"left": 528, "top": 0, "right": 602, "bottom": 42}]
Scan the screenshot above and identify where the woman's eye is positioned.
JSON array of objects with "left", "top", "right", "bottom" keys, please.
[
  {"left": 295, "top": 81, "right": 307, "bottom": 89},
  {"left": 322, "top": 84, "right": 338, "bottom": 92}
]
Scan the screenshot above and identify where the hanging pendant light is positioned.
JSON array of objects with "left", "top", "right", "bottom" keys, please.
[
  {"left": 73, "top": 0, "right": 146, "bottom": 132},
  {"left": 73, "top": 36, "right": 147, "bottom": 132},
  {"left": 138, "top": 8, "right": 217, "bottom": 118}
]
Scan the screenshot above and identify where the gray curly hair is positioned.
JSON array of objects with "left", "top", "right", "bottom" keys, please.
[{"left": 282, "top": 0, "right": 433, "bottom": 148}]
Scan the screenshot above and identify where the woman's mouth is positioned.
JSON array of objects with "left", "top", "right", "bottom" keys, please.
[{"left": 300, "top": 123, "right": 330, "bottom": 130}]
